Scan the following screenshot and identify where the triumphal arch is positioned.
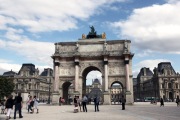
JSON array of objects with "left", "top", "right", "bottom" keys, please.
[{"left": 51, "top": 27, "right": 134, "bottom": 104}]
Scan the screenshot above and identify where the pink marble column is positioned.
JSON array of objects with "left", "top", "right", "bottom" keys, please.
[
  {"left": 75, "top": 64, "right": 79, "bottom": 91},
  {"left": 125, "top": 59, "right": 130, "bottom": 92},
  {"left": 54, "top": 62, "right": 59, "bottom": 92},
  {"left": 104, "top": 57, "right": 108, "bottom": 92},
  {"left": 104, "top": 63, "right": 108, "bottom": 91}
]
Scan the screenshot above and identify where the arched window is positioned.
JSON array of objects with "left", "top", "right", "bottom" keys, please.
[
  {"left": 162, "top": 83, "right": 164, "bottom": 88},
  {"left": 16, "top": 84, "right": 18, "bottom": 89},
  {"left": 176, "top": 83, "right": 178, "bottom": 89},
  {"left": 168, "top": 83, "right": 171, "bottom": 89},
  {"left": 29, "top": 84, "right": 31, "bottom": 89}
]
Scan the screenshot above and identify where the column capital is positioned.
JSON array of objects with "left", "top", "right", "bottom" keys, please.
[
  {"left": 124, "top": 60, "right": 129, "bottom": 64},
  {"left": 74, "top": 61, "right": 79, "bottom": 65},
  {"left": 104, "top": 61, "right": 108, "bottom": 65},
  {"left": 54, "top": 62, "right": 60, "bottom": 66}
]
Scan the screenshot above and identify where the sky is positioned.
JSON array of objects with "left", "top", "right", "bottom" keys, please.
[{"left": 0, "top": 0, "right": 180, "bottom": 83}]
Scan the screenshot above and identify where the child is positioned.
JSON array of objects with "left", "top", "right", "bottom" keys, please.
[
  {"left": 1, "top": 101, "right": 5, "bottom": 114},
  {"left": 33, "top": 96, "right": 39, "bottom": 113}
]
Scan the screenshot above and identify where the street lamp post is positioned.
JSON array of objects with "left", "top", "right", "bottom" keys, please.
[{"left": 48, "top": 79, "right": 51, "bottom": 104}]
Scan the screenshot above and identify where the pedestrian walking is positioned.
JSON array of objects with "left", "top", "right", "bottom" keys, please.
[
  {"left": 33, "top": 96, "right": 39, "bottom": 113},
  {"left": 73, "top": 96, "right": 78, "bottom": 113},
  {"left": 59, "top": 97, "right": 62, "bottom": 106},
  {"left": 176, "top": 96, "right": 179, "bottom": 107},
  {"left": 27, "top": 96, "right": 33, "bottom": 113},
  {"left": 77, "top": 96, "right": 82, "bottom": 112},
  {"left": 0, "top": 100, "right": 5, "bottom": 114},
  {"left": 26, "top": 95, "right": 30, "bottom": 110},
  {"left": 82, "top": 95, "right": 88, "bottom": 112},
  {"left": 160, "top": 98, "right": 164, "bottom": 107},
  {"left": 94, "top": 96, "right": 100, "bottom": 112},
  {"left": 14, "top": 93, "right": 23, "bottom": 119},
  {"left": 121, "top": 95, "right": 126, "bottom": 110},
  {"left": 5, "top": 95, "right": 14, "bottom": 120}
]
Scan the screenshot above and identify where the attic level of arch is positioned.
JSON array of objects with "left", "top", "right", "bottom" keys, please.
[{"left": 52, "top": 40, "right": 134, "bottom": 61}]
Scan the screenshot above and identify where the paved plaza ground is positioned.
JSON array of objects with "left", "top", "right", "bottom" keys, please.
[{"left": 0, "top": 102, "right": 180, "bottom": 120}]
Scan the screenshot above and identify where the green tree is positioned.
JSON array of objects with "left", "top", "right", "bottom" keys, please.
[{"left": 0, "top": 76, "right": 15, "bottom": 99}]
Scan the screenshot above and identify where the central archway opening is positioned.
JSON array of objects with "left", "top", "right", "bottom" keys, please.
[
  {"left": 62, "top": 82, "right": 72, "bottom": 104},
  {"left": 110, "top": 81, "right": 124, "bottom": 105},
  {"left": 82, "top": 66, "right": 103, "bottom": 103}
]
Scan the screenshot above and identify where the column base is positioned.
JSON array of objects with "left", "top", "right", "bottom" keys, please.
[
  {"left": 51, "top": 92, "right": 60, "bottom": 105},
  {"left": 103, "top": 91, "right": 111, "bottom": 105},
  {"left": 126, "top": 91, "right": 134, "bottom": 105}
]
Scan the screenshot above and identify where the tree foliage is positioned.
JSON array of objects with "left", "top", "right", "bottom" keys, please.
[{"left": 0, "top": 76, "right": 15, "bottom": 99}]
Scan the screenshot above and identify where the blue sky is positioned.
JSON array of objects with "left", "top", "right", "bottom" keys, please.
[{"left": 0, "top": 0, "right": 180, "bottom": 80}]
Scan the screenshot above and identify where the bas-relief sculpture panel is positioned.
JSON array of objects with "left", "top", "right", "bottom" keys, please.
[
  {"left": 58, "top": 45, "right": 75, "bottom": 53},
  {"left": 108, "top": 62, "right": 125, "bottom": 75},
  {"left": 107, "top": 44, "right": 123, "bottom": 51},
  {"left": 59, "top": 63, "right": 75, "bottom": 76}
]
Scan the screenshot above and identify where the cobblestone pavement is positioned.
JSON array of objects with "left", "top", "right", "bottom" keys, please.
[{"left": 0, "top": 102, "right": 180, "bottom": 120}]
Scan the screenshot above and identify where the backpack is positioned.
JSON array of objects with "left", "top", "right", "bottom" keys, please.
[{"left": 30, "top": 101, "right": 34, "bottom": 107}]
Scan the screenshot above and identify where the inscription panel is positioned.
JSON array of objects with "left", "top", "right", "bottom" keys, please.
[{"left": 79, "top": 44, "right": 103, "bottom": 52}]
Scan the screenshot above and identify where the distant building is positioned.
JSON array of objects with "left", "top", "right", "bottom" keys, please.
[
  {"left": 86, "top": 78, "right": 103, "bottom": 100},
  {"left": 3, "top": 70, "right": 17, "bottom": 78},
  {"left": 135, "top": 67, "right": 153, "bottom": 100},
  {"left": 134, "top": 62, "right": 180, "bottom": 102},
  {"left": 153, "top": 62, "right": 180, "bottom": 101},
  {"left": 2, "top": 63, "right": 53, "bottom": 102}
]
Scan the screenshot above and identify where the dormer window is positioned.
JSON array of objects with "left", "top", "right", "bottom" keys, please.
[{"left": 26, "top": 71, "right": 29, "bottom": 76}]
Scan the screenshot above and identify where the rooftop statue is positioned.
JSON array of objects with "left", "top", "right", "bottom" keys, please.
[
  {"left": 89, "top": 26, "right": 96, "bottom": 35},
  {"left": 82, "top": 26, "right": 105, "bottom": 39},
  {"left": 87, "top": 26, "right": 98, "bottom": 39}
]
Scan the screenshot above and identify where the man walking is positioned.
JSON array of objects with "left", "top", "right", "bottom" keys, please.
[
  {"left": 14, "top": 93, "right": 23, "bottom": 119},
  {"left": 121, "top": 95, "right": 126, "bottom": 110},
  {"left": 82, "top": 95, "right": 88, "bottom": 112},
  {"left": 94, "top": 96, "right": 100, "bottom": 112}
]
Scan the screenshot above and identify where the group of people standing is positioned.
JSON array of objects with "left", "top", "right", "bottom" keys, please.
[
  {"left": 3, "top": 93, "right": 23, "bottom": 120},
  {"left": 26, "top": 95, "right": 39, "bottom": 114},
  {"left": 1, "top": 93, "right": 39, "bottom": 120},
  {"left": 73, "top": 95, "right": 100, "bottom": 113}
]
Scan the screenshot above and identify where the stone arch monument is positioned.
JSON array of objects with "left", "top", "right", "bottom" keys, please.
[{"left": 51, "top": 28, "right": 134, "bottom": 104}]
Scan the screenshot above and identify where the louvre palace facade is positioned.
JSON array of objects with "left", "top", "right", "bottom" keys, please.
[
  {"left": 134, "top": 62, "right": 180, "bottom": 102},
  {"left": 2, "top": 63, "right": 53, "bottom": 102}
]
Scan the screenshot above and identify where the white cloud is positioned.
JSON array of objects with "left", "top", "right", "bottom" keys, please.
[
  {"left": 0, "top": 59, "right": 52, "bottom": 75},
  {"left": 0, "top": 0, "right": 127, "bottom": 33},
  {"left": 166, "top": 0, "right": 180, "bottom": 3},
  {"left": 5, "top": 39, "right": 54, "bottom": 66},
  {"left": 133, "top": 59, "right": 171, "bottom": 77},
  {"left": 110, "top": 1, "right": 180, "bottom": 54},
  {"left": 0, "top": 61, "right": 21, "bottom": 74}
]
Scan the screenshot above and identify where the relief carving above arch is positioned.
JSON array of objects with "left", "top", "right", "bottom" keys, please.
[
  {"left": 109, "top": 77, "right": 125, "bottom": 88},
  {"left": 79, "top": 62, "right": 104, "bottom": 75}
]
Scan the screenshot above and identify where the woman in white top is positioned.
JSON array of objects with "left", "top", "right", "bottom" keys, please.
[{"left": 33, "top": 96, "right": 39, "bottom": 113}]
